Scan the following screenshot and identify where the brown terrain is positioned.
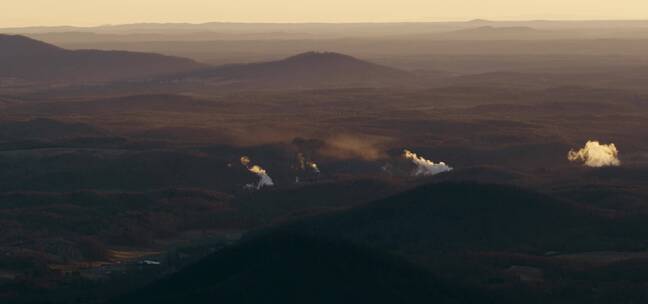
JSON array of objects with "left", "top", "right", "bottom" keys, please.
[{"left": 0, "top": 21, "right": 647, "bottom": 303}]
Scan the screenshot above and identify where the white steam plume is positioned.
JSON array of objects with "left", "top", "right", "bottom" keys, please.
[
  {"left": 240, "top": 156, "right": 275, "bottom": 189},
  {"left": 247, "top": 165, "right": 275, "bottom": 189},
  {"left": 403, "top": 149, "right": 453, "bottom": 176},
  {"left": 568, "top": 141, "right": 620, "bottom": 168}
]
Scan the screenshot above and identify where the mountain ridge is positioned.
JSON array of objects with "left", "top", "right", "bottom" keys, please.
[
  {"left": 177, "top": 51, "right": 418, "bottom": 89},
  {"left": 0, "top": 34, "right": 205, "bottom": 83},
  {"left": 114, "top": 233, "right": 493, "bottom": 304}
]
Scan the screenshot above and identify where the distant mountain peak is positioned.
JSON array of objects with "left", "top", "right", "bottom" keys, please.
[
  {"left": 437, "top": 25, "right": 547, "bottom": 40},
  {"left": 482, "top": 25, "right": 536, "bottom": 30},
  {"left": 467, "top": 18, "right": 492, "bottom": 23},
  {"left": 459, "top": 26, "right": 540, "bottom": 33},
  {"left": 274, "top": 51, "right": 399, "bottom": 72},
  {"left": 0, "top": 34, "right": 203, "bottom": 83},
  {"left": 0, "top": 34, "right": 63, "bottom": 57},
  {"left": 184, "top": 51, "right": 416, "bottom": 89},
  {"left": 281, "top": 51, "right": 363, "bottom": 64}
]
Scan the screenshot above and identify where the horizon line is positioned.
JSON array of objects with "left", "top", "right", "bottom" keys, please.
[{"left": 4, "top": 18, "right": 648, "bottom": 29}]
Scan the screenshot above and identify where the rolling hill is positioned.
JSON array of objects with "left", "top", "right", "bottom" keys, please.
[
  {"left": 114, "top": 233, "right": 494, "bottom": 304},
  {"left": 178, "top": 51, "right": 418, "bottom": 89},
  {"left": 274, "top": 182, "right": 648, "bottom": 253},
  {"left": 0, "top": 34, "right": 204, "bottom": 83},
  {"left": 116, "top": 182, "right": 648, "bottom": 304},
  {"left": 123, "top": 182, "right": 648, "bottom": 303}
]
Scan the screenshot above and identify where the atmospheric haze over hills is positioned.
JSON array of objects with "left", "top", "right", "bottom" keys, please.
[
  {"left": 3, "top": 0, "right": 648, "bottom": 26},
  {"left": 1, "top": 16, "right": 648, "bottom": 304}
]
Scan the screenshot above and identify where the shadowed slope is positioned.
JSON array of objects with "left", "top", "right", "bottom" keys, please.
[
  {"left": 115, "top": 233, "right": 495, "bottom": 304},
  {"left": 0, "top": 35, "right": 204, "bottom": 83},
  {"left": 183, "top": 51, "right": 417, "bottom": 88},
  {"left": 278, "top": 182, "right": 648, "bottom": 253}
]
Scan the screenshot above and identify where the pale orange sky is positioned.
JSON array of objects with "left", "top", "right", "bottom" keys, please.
[{"left": 1, "top": 0, "right": 646, "bottom": 27}]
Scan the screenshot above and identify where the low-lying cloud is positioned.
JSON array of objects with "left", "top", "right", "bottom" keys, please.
[{"left": 568, "top": 140, "right": 620, "bottom": 168}]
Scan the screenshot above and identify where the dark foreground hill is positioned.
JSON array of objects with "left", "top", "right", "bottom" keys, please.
[
  {"left": 277, "top": 182, "right": 591, "bottom": 252},
  {"left": 262, "top": 182, "right": 648, "bottom": 303},
  {"left": 180, "top": 51, "right": 418, "bottom": 89},
  {"left": 0, "top": 35, "right": 204, "bottom": 83},
  {"left": 276, "top": 182, "right": 648, "bottom": 254},
  {"left": 115, "top": 233, "right": 495, "bottom": 304},
  {"left": 120, "top": 182, "right": 648, "bottom": 304}
]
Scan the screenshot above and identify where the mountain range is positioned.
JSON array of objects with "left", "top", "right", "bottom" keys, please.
[
  {"left": 176, "top": 51, "right": 417, "bottom": 89},
  {"left": 0, "top": 34, "right": 204, "bottom": 83},
  {"left": 0, "top": 35, "right": 416, "bottom": 89}
]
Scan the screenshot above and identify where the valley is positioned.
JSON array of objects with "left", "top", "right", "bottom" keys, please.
[{"left": 1, "top": 20, "right": 648, "bottom": 303}]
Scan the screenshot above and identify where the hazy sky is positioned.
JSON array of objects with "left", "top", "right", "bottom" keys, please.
[{"left": 1, "top": 0, "right": 647, "bottom": 27}]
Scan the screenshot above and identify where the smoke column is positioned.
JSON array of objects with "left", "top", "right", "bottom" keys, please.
[
  {"left": 568, "top": 140, "right": 620, "bottom": 167},
  {"left": 403, "top": 149, "right": 453, "bottom": 176}
]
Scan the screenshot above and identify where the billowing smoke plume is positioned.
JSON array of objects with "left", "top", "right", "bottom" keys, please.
[
  {"left": 240, "top": 156, "right": 275, "bottom": 189},
  {"left": 568, "top": 141, "right": 620, "bottom": 167},
  {"left": 247, "top": 165, "right": 275, "bottom": 189},
  {"left": 403, "top": 149, "right": 453, "bottom": 176}
]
